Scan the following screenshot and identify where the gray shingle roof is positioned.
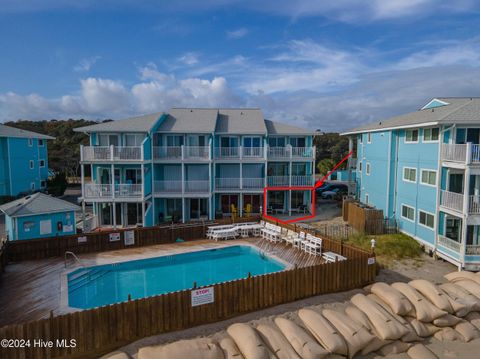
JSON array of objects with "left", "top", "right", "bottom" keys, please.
[
  {"left": 0, "top": 193, "right": 81, "bottom": 217},
  {"left": 265, "top": 119, "right": 314, "bottom": 135},
  {"left": 156, "top": 108, "right": 218, "bottom": 133},
  {"left": 342, "top": 98, "right": 480, "bottom": 135},
  {"left": 216, "top": 109, "right": 267, "bottom": 134},
  {"left": 73, "top": 113, "right": 163, "bottom": 133},
  {"left": 0, "top": 124, "right": 54, "bottom": 140}
]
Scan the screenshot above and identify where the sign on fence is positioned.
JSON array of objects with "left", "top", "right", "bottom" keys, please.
[
  {"left": 368, "top": 257, "right": 376, "bottom": 265},
  {"left": 191, "top": 287, "right": 214, "bottom": 307},
  {"left": 124, "top": 231, "right": 135, "bottom": 246},
  {"left": 77, "top": 236, "right": 87, "bottom": 244},
  {"left": 109, "top": 233, "right": 120, "bottom": 242}
]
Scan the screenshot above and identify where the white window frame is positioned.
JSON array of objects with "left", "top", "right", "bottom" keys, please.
[
  {"left": 405, "top": 129, "right": 419, "bottom": 143},
  {"left": 366, "top": 162, "right": 371, "bottom": 175},
  {"left": 39, "top": 159, "right": 45, "bottom": 168},
  {"left": 367, "top": 133, "right": 372, "bottom": 143},
  {"left": 420, "top": 169, "right": 437, "bottom": 187},
  {"left": 403, "top": 167, "right": 417, "bottom": 183},
  {"left": 401, "top": 204, "right": 415, "bottom": 222},
  {"left": 28, "top": 138, "right": 33, "bottom": 147},
  {"left": 29, "top": 160, "right": 34, "bottom": 170},
  {"left": 38, "top": 139, "right": 45, "bottom": 147},
  {"left": 418, "top": 210, "right": 435, "bottom": 230},
  {"left": 358, "top": 134, "right": 363, "bottom": 144},
  {"left": 423, "top": 128, "right": 439, "bottom": 143}
]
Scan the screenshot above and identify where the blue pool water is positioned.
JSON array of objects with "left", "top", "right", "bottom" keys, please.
[{"left": 68, "top": 245, "right": 285, "bottom": 309}]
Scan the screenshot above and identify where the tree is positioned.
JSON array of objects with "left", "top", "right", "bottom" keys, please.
[
  {"left": 313, "top": 132, "right": 352, "bottom": 173},
  {"left": 317, "top": 158, "right": 336, "bottom": 177},
  {"left": 47, "top": 172, "right": 68, "bottom": 196}
]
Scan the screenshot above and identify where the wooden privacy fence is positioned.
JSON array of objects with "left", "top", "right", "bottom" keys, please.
[
  {"left": 0, "top": 257, "right": 376, "bottom": 359},
  {"left": 342, "top": 200, "right": 397, "bottom": 235},
  {"left": 5, "top": 216, "right": 260, "bottom": 262}
]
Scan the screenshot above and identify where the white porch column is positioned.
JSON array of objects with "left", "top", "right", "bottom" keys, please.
[
  {"left": 288, "top": 190, "right": 292, "bottom": 216},
  {"left": 182, "top": 197, "right": 186, "bottom": 223},
  {"left": 112, "top": 202, "right": 117, "bottom": 228},
  {"left": 461, "top": 166, "right": 471, "bottom": 268},
  {"left": 239, "top": 194, "right": 243, "bottom": 218},
  {"left": 80, "top": 163, "right": 85, "bottom": 199}
]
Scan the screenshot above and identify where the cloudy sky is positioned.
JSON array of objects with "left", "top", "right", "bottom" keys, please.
[{"left": 1, "top": 0, "right": 480, "bottom": 131}]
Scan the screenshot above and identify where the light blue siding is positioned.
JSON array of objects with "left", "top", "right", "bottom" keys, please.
[{"left": 10, "top": 210, "right": 76, "bottom": 240}]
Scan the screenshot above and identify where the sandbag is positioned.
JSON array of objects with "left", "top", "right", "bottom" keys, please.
[
  {"left": 256, "top": 324, "right": 300, "bottom": 359},
  {"left": 439, "top": 282, "right": 480, "bottom": 310},
  {"left": 452, "top": 279, "right": 480, "bottom": 299},
  {"left": 227, "top": 324, "right": 276, "bottom": 359},
  {"left": 409, "top": 279, "right": 453, "bottom": 313},
  {"left": 220, "top": 337, "right": 244, "bottom": 359},
  {"left": 406, "top": 317, "right": 441, "bottom": 337},
  {"left": 99, "top": 351, "right": 130, "bottom": 359},
  {"left": 350, "top": 293, "right": 409, "bottom": 340},
  {"left": 433, "top": 327, "right": 464, "bottom": 342},
  {"left": 391, "top": 282, "right": 446, "bottom": 322},
  {"left": 454, "top": 320, "right": 480, "bottom": 342},
  {"left": 274, "top": 317, "right": 329, "bottom": 359},
  {"left": 322, "top": 309, "right": 375, "bottom": 358},
  {"left": 465, "top": 311, "right": 480, "bottom": 330},
  {"left": 138, "top": 338, "right": 224, "bottom": 359},
  {"left": 444, "top": 294, "right": 471, "bottom": 317},
  {"left": 445, "top": 271, "right": 480, "bottom": 285},
  {"left": 407, "top": 344, "right": 438, "bottom": 359},
  {"left": 298, "top": 309, "right": 347, "bottom": 356},
  {"left": 370, "top": 282, "right": 414, "bottom": 316},
  {"left": 432, "top": 314, "right": 461, "bottom": 327},
  {"left": 377, "top": 341, "right": 411, "bottom": 356}
]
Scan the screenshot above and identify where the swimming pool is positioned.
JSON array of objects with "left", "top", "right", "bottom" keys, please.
[{"left": 67, "top": 245, "right": 285, "bottom": 309}]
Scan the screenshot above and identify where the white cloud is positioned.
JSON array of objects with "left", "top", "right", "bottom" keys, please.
[
  {"left": 226, "top": 28, "right": 248, "bottom": 39},
  {"left": 178, "top": 52, "right": 199, "bottom": 65},
  {"left": 73, "top": 56, "right": 101, "bottom": 72}
]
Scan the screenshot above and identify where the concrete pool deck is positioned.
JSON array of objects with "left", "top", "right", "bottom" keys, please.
[{"left": 0, "top": 237, "right": 323, "bottom": 327}]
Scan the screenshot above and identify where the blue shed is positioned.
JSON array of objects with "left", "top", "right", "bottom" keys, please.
[{"left": 0, "top": 193, "right": 80, "bottom": 240}]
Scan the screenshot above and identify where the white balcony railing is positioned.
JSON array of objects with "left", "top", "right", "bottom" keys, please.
[
  {"left": 84, "top": 183, "right": 142, "bottom": 198},
  {"left": 466, "top": 245, "right": 480, "bottom": 255},
  {"left": 291, "top": 175, "right": 314, "bottom": 186},
  {"left": 214, "top": 147, "right": 240, "bottom": 159},
  {"left": 215, "top": 178, "right": 240, "bottom": 189},
  {"left": 184, "top": 146, "right": 210, "bottom": 160},
  {"left": 184, "top": 180, "right": 210, "bottom": 193},
  {"left": 440, "top": 190, "right": 464, "bottom": 212},
  {"left": 268, "top": 145, "right": 315, "bottom": 160},
  {"left": 472, "top": 144, "right": 480, "bottom": 163},
  {"left": 81, "top": 146, "right": 143, "bottom": 161},
  {"left": 441, "top": 143, "right": 480, "bottom": 164},
  {"left": 438, "top": 235, "right": 461, "bottom": 252},
  {"left": 153, "top": 146, "right": 182, "bottom": 160},
  {"left": 291, "top": 147, "right": 314, "bottom": 158},
  {"left": 242, "top": 178, "right": 264, "bottom": 189},
  {"left": 268, "top": 147, "right": 290, "bottom": 159},
  {"left": 154, "top": 180, "right": 182, "bottom": 193},
  {"left": 469, "top": 195, "right": 480, "bottom": 214},
  {"left": 242, "top": 147, "right": 264, "bottom": 158},
  {"left": 267, "top": 176, "right": 289, "bottom": 186}
]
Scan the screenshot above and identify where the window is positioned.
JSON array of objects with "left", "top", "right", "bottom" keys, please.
[
  {"left": 419, "top": 210, "right": 435, "bottom": 229},
  {"left": 403, "top": 167, "right": 417, "bottom": 182},
  {"left": 423, "top": 128, "right": 439, "bottom": 142},
  {"left": 401, "top": 204, "right": 415, "bottom": 221},
  {"left": 124, "top": 134, "right": 144, "bottom": 146},
  {"left": 98, "top": 134, "right": 119, "bottom": 146},
  {"left": 39, "top": 159, "right": 45, "bottom": 168},
  {"left": 40, "top": 180, "right": 46, "bottom": 188},
  {"left": 366, "top": 162, "right": 371, "bottom": 175},
  {"left": 30, "top": 182, "right": 35, "bottom": 190},
  {"left": 243, "top": 136, "right": 261, "bottom": 148},
  {"left": 40, "top": 219, "right": 52, "bottom": 235},
  {"left": 268, "top": 137, "right": 286, "bottom": 147},
  {"left": 38, "top": 139, "right": 44, "bottom": 147},
  {"left": 29, "top": 160, "right": 34, "bottom": 169},
  {"left": 421, "top": 170, "right": 437, "bottom": 186},
  {"left": 367, "top": 133, "right": 372, "bottom": 143},
  {"left": 358, "top": 134, "right": 363, "bottom": 144},
  {"left": 359, "top": 162, "right": 362, "bottom": 172},
  {"left": 290, "top": 137, "right": 306, "bottom": 147},
  {"left": 28, "top": 138, "right": 33, "bottom": 146},
  {"left": 405, "top": 129, "right": 419, "bottom": 143},
  {"left": 365, "top": 194, "right": 369, "bottom": 204},
  {"left": 23, "top": 221, "right": 35, "bottom": 232}
]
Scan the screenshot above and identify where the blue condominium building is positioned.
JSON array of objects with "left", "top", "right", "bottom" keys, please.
[
  {"left": 0, "top": 124, "right": 53, "bottom": 197},
  {"left": 342, "top": 98, "right": 480, "bottom": 271},
  {"left": 74, "top": 108, "right": 315, "bottom": 229}
]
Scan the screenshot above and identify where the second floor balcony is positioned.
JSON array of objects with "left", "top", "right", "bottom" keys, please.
[
  {"left": 153, "top": 146, "right": 210, "bottom": 161},
  {"left": 81, "top": 145, "right": 143, "bottom": 162},
  {"left": 268, "top": 146, "right": 315, "bottom": 160},
  {"left": 84, "top": 183, "right": 143, "bottom": 199},
  {"left": 441, "top": 143, "right": 480, "bottom": 165},
  {"left": 440, "top": 189, "right": 480, "bottom": 215},
  {"left": 267, "top": 175, "right": 314, "bottom": 187},
  {"left": 154, "top": 180, "right": 210, "bottom": 194}
]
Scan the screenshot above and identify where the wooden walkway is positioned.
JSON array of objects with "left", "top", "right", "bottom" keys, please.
[{"left": 0, "top": 237, "right": 323, "bottom": 327}]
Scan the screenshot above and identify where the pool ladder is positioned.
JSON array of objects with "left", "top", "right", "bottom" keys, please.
[{"left": 64, "top": 251, "right": 84, "bottom": 268}]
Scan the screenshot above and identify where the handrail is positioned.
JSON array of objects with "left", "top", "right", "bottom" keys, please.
[{"left": 64, "top": 251, "right": 84, "bottom": 268}]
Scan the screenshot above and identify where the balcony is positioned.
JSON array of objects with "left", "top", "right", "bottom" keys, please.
[
  {"left": 267, "top": 176, "right": 289, "bottom": 186},
  {"left": 438, "top": 235, "right": 461, "bottom": 252},
  {"left": 81, "top": 146, "right": 143, "bottom": 162},
  {"left": 84, "top": 183, "right": 143, "bottom": 199},
  {"left": 466, "top": 245, "right": 480, "bottom": 255},
  {"left": 268, "top": 145, "right": 315, "bottom": 160},
  {"left": 267, "top": 175, "right": 314, "bottom": 187},
  {"left": 242, "top": 178, "right": 265, "bottom": 189},
  {"left": 215, "top": 178, "right": 241, "bottom": 190},
  {"left": 184, "top": 180, "right": 210, "bottom": 193},
  {"left": 440, "top": 190, "right": 464, "bottom": 213},
  {"left": 153, "top": 146, "right": 210, "bottom": 161},
  {"left": 441, "top": 143, "right": 480, "bottom": 164},
  {"left": 154, "top": 180, "right": 182, "bottom": 194}
]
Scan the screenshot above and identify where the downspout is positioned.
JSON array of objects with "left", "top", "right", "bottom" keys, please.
[
  {"left": 392, "top": 131, "right": 400, "bottom": 218},
  {"left": 385, "top": 132, "right": 392, "bottom": 216}
]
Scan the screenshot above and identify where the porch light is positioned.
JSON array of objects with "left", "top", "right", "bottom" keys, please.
[{"left": 370, "top": 238, "right": 376, "bottom": 249}]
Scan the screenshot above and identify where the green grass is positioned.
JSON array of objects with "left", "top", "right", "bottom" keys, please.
[{"left": 346, "top": 232, "right": 423, "bottom": 266}]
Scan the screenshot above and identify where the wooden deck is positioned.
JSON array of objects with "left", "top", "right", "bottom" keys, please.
[{"left": 0, "top": 238, "right": 323, "bottom": 327}]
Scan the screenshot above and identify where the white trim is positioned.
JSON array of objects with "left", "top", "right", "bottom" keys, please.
[
  {"left": 403, "top": 166, "right": 417, "bottom": 183},
  {"left": 341, "top": 121, "right": 439, "bottom": 136},
  {"left": 29, "top": 160, "right": 34, "bottom": 170},
  {"left": 367, "top": 132, "right": 372, "bottom": 144},
  {"left": 401, "top": 203, "right": 415, "bottom": 222},
  {"left": 420, "top": 168, "right": 437, "bottom": 187},
  {"left": 421, "top": 98, "right": 450, "bottom": 110},
  {"left": 38, "top": 139, "right": 45, "bottom": 147},
  {"left": 366, "top": 162, "right": 371, "bottom": 176},
  {"left": 404, "top": 129, "right": 419, "bottom": 143},
  {"left": 422, "top": 127, "right": 440, "bottom": 143},
  {"left": 418, "top": 209, "right": 435, "bottom": 230},
  {"left": 28, "top": 138, "right": 33, "bottom": 147}
]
